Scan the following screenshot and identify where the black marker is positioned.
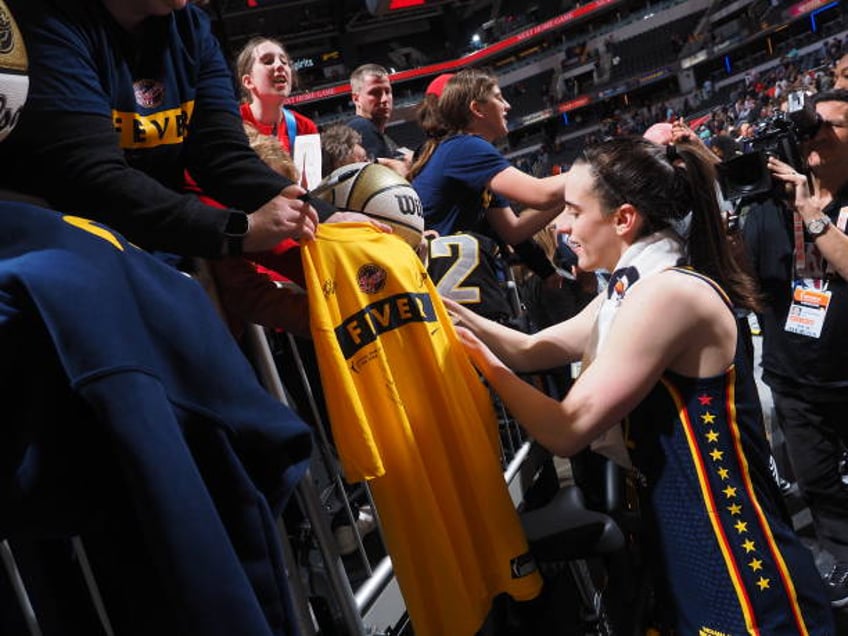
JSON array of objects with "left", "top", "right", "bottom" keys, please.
[{"left": 299, "top": 166, "right": 360, "bottom": 203}]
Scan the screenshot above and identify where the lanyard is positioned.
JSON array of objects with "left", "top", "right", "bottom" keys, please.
[
  {"left": 792, "top": 212, "right": 806, "bottom": 275},
  {"left": 282, "top": 107, "right": 297, "bottom": 153}
]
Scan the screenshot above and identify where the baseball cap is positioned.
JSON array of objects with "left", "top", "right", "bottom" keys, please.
[{"left": 425, "top": 73, "right": 454, "bottom": 98}]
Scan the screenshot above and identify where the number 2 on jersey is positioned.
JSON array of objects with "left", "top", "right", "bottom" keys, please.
[{"left": 428, "top": 234, "right": 481, "bottom": 303}]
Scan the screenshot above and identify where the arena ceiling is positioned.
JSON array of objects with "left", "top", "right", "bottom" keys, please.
[{"left": 210, "top": 0, "right": 501, "bottom": 56}]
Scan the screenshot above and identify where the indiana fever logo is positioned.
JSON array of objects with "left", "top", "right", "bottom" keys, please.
[
  {"left": 357, "top": 263, "right": 387, "bottom": 294},
  {"left": 133, "top": 79, "right": 165, "bottom": 109},
  {"left": 481, "top": 188, "right": 494, "bottom": 209},
  {"left": 607, "top": 266, "right": 639, "bottom": 304}
]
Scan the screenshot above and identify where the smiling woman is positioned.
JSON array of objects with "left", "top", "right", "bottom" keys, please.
[{"left": 447, "top": 135, "right": 835, "bottom": 634}]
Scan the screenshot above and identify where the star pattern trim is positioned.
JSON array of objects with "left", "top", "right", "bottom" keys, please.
[{"left": 696, "top": 391, "right": 773, "bottom": 595}]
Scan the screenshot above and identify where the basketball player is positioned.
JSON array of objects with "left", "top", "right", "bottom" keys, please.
[{"left": 449, "top": 137, "right": 834, "bottom": 633}]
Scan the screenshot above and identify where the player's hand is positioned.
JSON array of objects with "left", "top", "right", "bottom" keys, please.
[
  {"left": 243, "top": 192, "right": 318, "bottom": 252},
  {"left": 442, "top": 297, "right": 476, "bottom": 328},
  {"left": 455, "top": 325, "right": 503, "bottom": 377}
]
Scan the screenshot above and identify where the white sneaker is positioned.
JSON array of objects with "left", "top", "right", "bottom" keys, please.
[{"left": 334, "top": 506, "right": 377, "bottom": 555}]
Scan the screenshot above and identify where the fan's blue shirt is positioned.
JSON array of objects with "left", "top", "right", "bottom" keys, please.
[
  {"left": 13, "top": 0, "right": 236, "bottom": 189},
  {"left": 412, "top": 134, "right": 512, "bottom": 236},
  {"left": 627, "top": 268, "right": 833, "bottom": 634}
]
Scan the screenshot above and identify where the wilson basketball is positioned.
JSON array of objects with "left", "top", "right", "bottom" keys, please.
[
  {"left": 0, "top": 0, "right": 27, "bottom": 143},
  {"left": 317, "top": 162, "right": 424, "bottom": 248}
]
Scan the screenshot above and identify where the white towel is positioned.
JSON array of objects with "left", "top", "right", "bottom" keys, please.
[{"left": 584, "top": 229, "right": 685, "bottom": 467}]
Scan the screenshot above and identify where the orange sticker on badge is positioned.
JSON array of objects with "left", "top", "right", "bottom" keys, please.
[{"left": 792, "top": 287, "right": 831, "bottom": 309}]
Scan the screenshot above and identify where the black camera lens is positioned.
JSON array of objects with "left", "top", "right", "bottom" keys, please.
[
  {"left": 717, "top": 152, "right": 772, "bottom": 200},
  {"left": 789, "top": 108, "right": 822, "bottom": 141}
]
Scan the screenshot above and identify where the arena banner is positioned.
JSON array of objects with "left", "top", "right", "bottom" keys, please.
[{"left": 286, "top": 0, "right": 622, "bottom": 105}]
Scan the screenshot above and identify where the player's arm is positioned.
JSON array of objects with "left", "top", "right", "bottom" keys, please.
[
  {"left": 456, "top": 276, "right": 692, "bottom": 457},
  {"left": 445, "top": 292, "right": 602, "bottom": 372}
]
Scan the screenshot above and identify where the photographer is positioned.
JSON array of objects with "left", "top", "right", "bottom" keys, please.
[{"left": 741, "top": 89, "right": 848, "bottom": 609}]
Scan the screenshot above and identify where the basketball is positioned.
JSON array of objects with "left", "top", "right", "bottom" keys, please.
[
  {"left": 0, "top": 0, "right": 28, "bottom": 143},
  {"left": 317, "top": 162, "right": 424, "bottom": 249}
]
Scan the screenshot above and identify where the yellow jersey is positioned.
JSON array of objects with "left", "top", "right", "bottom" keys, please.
[{"left": 301, "top": 223, "right": 541, "bottom": 636}]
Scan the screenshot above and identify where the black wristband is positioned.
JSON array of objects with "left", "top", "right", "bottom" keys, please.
[{"left": 222, "top": 210, "right": 249, "bottom": 256}]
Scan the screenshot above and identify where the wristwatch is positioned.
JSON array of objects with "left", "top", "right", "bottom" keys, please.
[
  {"left": 804, "top": 215, "right": 831, "bottom": 238},
  {"left": 222, "top": 211, "right": 249, "bottom": 256}
]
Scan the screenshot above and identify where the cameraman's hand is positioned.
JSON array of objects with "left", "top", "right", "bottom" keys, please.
[
  {"left": 242, "top": 189, "right": 318, "bottom": 253},
  {"left": 767, "top": 156, "right": 818, "bottom": 220},
  {"left": 670, "top": 119, "right": 694, "bottom": 144}
]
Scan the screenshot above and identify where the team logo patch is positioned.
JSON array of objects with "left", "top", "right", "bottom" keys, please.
[
  {"left": 607, "top": 265, "right": 639, "bottom": 303},
  {"left": 0, "top": 6, "right": 14, "bottom": 54},
  {"left": 133, "top": 79, "right": 165, "bottom": 109},
  {"left": 357, "top": 263, "right": 387, "bottom": 294}
]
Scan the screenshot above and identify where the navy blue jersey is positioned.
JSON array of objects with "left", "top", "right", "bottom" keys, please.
[
  {"left": 0, "top": 0, "right": 300, "bottom": 257},
  {"left": 412, "top": 134, "right": 511, "bottom": 236},
  {"left": 427, "top": 232, "right": 515, "bottom": 322},
  {"left": 11, "top": 0, "right": 235, "bottom": 190},
  {"left": 626, "top": 269, "right": 832, "bottom": 634}
]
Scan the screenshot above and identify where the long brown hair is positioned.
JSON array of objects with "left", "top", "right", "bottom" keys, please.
[
  {"left": 581, "top": 137, "right": 762, "bottom": 312},
  {"left": 408, "top": 69, "right": 499, "bottom": 180}
]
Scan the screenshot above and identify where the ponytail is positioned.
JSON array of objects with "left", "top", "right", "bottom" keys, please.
[
  {"left": 582, "top": 137, "right": 762, "bottom": 312},
  {"left": 675, "top": 144, "right": 762, "bottom": 312},
  {"left": 408, "top": 93, "right": 446, "bottom": 180}
]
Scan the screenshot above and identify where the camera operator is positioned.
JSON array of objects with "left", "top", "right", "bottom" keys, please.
[{"left": 741, "top": 89, "right": 848, "bottom": 609}]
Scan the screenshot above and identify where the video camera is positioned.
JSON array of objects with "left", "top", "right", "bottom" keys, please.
[{"left": 717, "top": 92, "right": 822, "bottom": 201}]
